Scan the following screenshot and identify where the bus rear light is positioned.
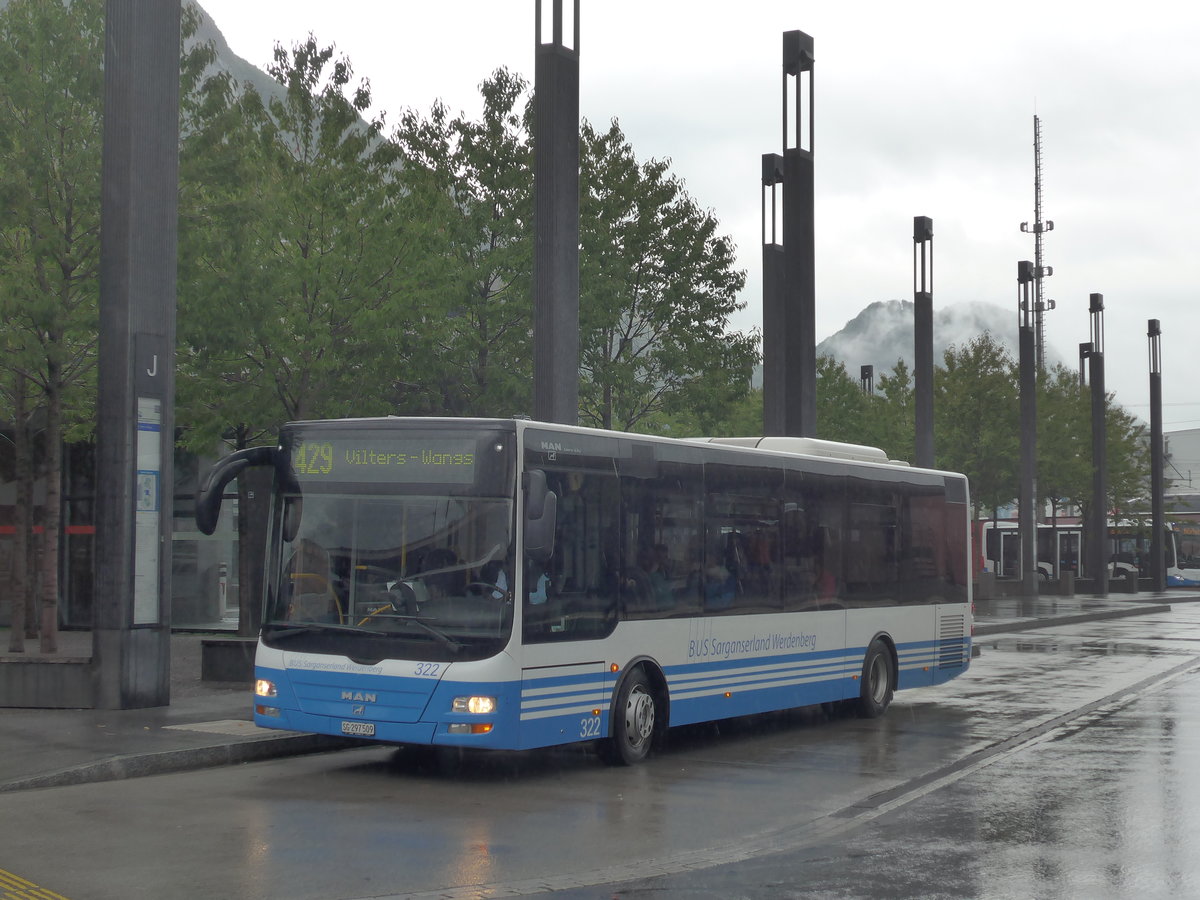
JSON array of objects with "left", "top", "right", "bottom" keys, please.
[{"left": 448, "top": 722, "right": 494, "bottom": 735}]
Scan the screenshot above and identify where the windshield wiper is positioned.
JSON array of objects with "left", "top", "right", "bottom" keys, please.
[
  {"left": 390, "top": 616, "right": 463, "bottom": 652},
  {"left": 265, "top": 622, "right": 391, "bottom": 640},
  {"left": 264, "top": 618, "right": 461, "bottom": 652}
]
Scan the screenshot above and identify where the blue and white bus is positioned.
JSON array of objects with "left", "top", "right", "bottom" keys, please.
[{"left": 196, "top": 417, "right": 973, "bottom": 765}]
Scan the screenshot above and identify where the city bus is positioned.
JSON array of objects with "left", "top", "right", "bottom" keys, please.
[
  {"left": 195, "top": 417, "right": 973, "bottom": 765},
  {"left": 1108, "top": 518, "right": 1200, "bottom": 586},
  {"left": 980, "top": 521, "right": 1081, "bottom": 580},
  {"left": 981, "top": 518, "right": 1200, "bottom": 587}
]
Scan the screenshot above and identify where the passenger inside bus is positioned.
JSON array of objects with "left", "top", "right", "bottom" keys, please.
[
  {"left": 625, "top": 547, "right": 672, "bottom": 614},
  {"left": 420, "top": 547, "right": 463, "bottom": 600}
]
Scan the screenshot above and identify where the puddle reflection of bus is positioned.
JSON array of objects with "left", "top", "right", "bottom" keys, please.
[{"left": 980, "top": 519, "right": 1200, "bottom": 586}]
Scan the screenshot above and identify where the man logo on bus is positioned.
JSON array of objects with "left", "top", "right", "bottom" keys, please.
[{"left": 341, "top": 691, "right": 377, "bottom": 703}]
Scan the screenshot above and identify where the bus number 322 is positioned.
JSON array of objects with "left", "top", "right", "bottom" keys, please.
[{"left": 580, "top": 715, "right": 602, "bottom": 738}]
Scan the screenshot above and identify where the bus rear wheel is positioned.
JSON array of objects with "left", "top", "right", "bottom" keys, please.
[
  {"left": 602, "top": 668, "right": 657, "bottom": 766},
  {"left": 857, "top": 638, "right": 894, "bottom": 718}
]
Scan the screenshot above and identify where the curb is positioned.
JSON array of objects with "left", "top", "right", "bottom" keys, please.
[
  {"left": 974, "top": 603, "right": 1172, "bottom": 637},
  {"left": 0, "top": 733, "right": 358, "bottom": 794}
]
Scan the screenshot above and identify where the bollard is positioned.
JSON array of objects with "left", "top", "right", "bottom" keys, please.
[
  {"left": 977, "top": 571, "right": 995, "bottom": 601},
  {"left": 1059, "top": 571, "right": 1075, "bottom": 597},
  {"left": 1124, "top": 570, "right": 1139, "bottom": 594}
]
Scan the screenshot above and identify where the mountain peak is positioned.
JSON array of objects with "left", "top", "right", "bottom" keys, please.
[{"left": 816, "top": 299, "right": 1060, "bottom": 376}]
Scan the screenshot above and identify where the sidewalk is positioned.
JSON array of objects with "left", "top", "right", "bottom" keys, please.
[
  {"left": 0, "top": 631, "right": 352, "bottom": 794},
  {"left": 1, "top": 589, "right": 1193, "bottom": 793}
]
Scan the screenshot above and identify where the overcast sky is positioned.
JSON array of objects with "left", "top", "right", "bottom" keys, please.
[{"left": 196, "top": 0, "right": 1200, "bottom": 430}]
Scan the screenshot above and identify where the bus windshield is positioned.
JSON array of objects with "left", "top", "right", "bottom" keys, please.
[{"left": 261, "top": 425, "right": 516, "bottom": 662}]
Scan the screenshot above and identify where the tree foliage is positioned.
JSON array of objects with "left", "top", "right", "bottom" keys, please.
[
  {"left": 578, "top": 118, "right": 757, "bottom": 432},
  {"left": 934, "top": 334, "right": 1020, "bottom": 517},
  {"left": 178, "top": 35, "right": 447, "bottom": 449},
  {"left": 0, "top": 0, "right": 106, "bottom": 650},
  {"left": 393, "top": 68, "right": 534, "bottom": 417}
]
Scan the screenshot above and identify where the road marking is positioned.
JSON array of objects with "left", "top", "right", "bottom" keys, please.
[{"left": 0, "top": 867, "right": 69, "bottom": 900}]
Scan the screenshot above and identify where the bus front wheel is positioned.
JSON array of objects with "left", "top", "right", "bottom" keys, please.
[
  {"left": 602, "top": 668, "right": 657, "bottom": 766},
  {"left": 857, "top": 638, "right": 894, "bottom": 718}
]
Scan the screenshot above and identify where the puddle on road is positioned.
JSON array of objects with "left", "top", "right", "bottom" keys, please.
[{"left": 985, "top": 637, "right": 1170, "bottom": 658}]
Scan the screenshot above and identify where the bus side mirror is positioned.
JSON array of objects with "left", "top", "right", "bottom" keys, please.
[
  {"left": 195, "top": 446, "right": 280, "bottom": 536},
  {"left": 523, "top": 469, "right": 557, "bottom": 564}
]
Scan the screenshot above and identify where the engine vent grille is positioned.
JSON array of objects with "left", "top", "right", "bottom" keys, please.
[{"left": 938, "top": 614, "right": 966, "bottom": 669}]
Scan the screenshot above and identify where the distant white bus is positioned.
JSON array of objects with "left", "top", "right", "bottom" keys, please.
[
  {"left": 981, "top": 518, "right": 1200, "bottom": 586},
  {"left": 980, "top": 521, "right": 1081, "bottom": 580}
]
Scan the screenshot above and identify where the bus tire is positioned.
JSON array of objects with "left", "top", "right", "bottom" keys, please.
[
  {"left": 857, "top": 638, "right": 894, "bottom": 718},
  {"left": 602, "top": 668, "right": 657, "bottom": 766}
]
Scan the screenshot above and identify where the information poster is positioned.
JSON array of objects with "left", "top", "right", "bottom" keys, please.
[{"left": 134, "top": 398, "right": 161, "bottom": 624}]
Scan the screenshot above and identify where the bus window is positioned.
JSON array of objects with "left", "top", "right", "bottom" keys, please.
[
  {"left": 782, "top": 468, "right": 843, "bottom": 611},
  {"left": 704, "top": 458, "right": 783, "bottom": 614},
  {"left": 523, "top": 462, "right": 620, "bottom": 643},
  {"left": 618, "top": 459, "right": 703, "bottom": 620}
]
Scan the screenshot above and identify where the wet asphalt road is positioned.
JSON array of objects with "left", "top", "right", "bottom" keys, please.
[{"left": 5, "top": 606, "right": 1200, "bottom": 900}]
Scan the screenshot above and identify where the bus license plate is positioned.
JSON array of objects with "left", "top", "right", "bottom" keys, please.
[{"left": 341, "top": 721, "right": 375, "bottom": 737}]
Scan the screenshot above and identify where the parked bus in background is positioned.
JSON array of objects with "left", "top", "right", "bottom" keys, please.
[
  {"left": 196, "top": 417, "right": 973, "bottom": 765},
  {"left": 981, "top": 521, "right": 1081, "bottom": 580},
  {"left": 981, "top": 519, "right": 1200, "bottom": 587},
  {"left": 1108, "top": 518, "right": 1200, "bottom": 586}
]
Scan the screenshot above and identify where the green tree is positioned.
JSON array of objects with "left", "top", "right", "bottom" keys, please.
[
  {"left": 578, "top": 118, "right": 757, "bottom": 432},
  {"left": 393, "top": 68, "right": 534, "bottom": 417},
  {"left": 178, "top": 35, "right": 444, "bottom": 444},
  {"left": 875, "top": 358, "right": 916, "bottom": 461},
  {"left": 1102, "top": 395, "right": 1148, "bottom": 516},
  {"left": 1037, "top": 364, "right": 1092, "bottom": 521},
  {"left": 935, "top": 333, "right": 1019, "bottom": 518},
  {"left": 0, "top": 0, "right": 106, "bottom": 651},
  {"left": 815, "top": 355, "right": 872, "bottom": 445}
]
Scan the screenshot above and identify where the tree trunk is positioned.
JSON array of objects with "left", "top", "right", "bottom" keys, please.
[
  {"left": 7, "top": 376, "right": 30, "bottom": 652},
  {"left": 39, "top": 372, "right": 63, "bottom": 653},
  {"left": 19, "top": 437, "right": 37, "bottom": 640}
]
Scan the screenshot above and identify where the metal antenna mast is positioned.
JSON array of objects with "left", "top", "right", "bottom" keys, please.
[{"left": 1020, "top": 115, "right": 1054, "bottom": 371}]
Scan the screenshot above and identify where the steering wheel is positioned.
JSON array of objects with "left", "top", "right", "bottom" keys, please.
[
  {"left": 388, "top": 580, "right": 420, "bottom": 615},
  {"left": 467, "top": 582, "right": 510, "bottom": 602}
]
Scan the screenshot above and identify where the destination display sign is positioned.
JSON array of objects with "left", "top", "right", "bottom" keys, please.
[{"left": 289, "top": 436, "right": 477, "bottom": 485}]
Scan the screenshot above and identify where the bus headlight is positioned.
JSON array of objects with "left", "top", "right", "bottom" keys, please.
[
  {"left": 255, "top": 679, "right": 277, "bottom": 698},
  {"left": 452, "top": 695, "right": 496, "bottom": 714}
]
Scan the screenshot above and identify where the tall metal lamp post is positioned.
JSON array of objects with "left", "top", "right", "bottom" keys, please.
[
  {"left": 781, "top": 30, "right": 816, "bottom": 436},
  {"left": 1149, "top": 319, "right": 1165, "bottom": 592},
  {"left": 1086, "top": 294, "right": 1109, "bottom": 598},
  {"left": 913, "top": 216, "right": 934, "bottom": 468},
  {"left": 1017, "top": 261, "right": 1039, "bottom": 600}
]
